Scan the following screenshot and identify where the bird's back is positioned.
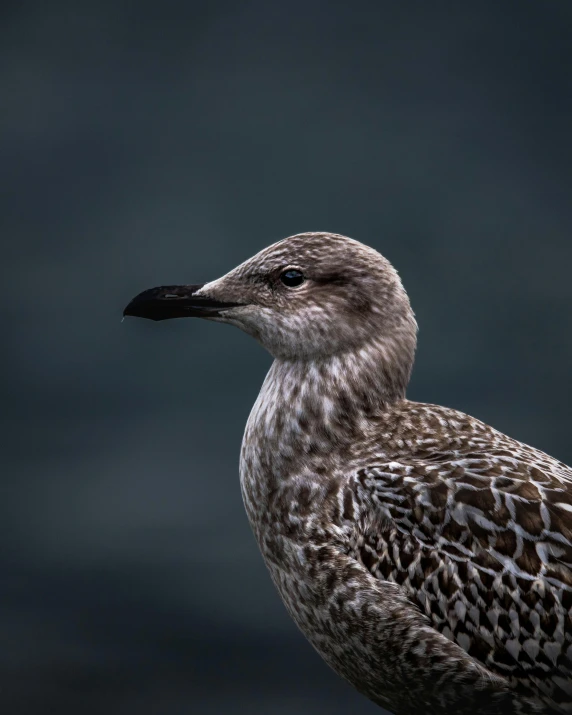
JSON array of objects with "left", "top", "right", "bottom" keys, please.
[{"left": 349, "top": 400, "right": 572, "bottom": 712}]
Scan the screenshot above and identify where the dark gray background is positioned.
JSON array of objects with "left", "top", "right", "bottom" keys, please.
[{"left": 2, "top": 1, "right": 572, "bottom": 713}]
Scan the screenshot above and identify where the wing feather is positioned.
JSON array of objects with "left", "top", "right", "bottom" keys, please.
[{"left": 348, "top": 403, "right": 572, "bottom": 711}]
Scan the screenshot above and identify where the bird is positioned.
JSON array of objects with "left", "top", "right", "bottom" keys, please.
[{"left": 124, "top": 232, "right": 572, "bottom": 714}]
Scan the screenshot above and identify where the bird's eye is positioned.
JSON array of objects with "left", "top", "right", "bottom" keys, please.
[{"left": 280, "top": 269, "right": 305, "bottom": 287}]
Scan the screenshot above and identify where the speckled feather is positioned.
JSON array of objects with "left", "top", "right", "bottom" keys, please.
[{"left": 153, "top": 233, "right": 572, "bottom": 713}]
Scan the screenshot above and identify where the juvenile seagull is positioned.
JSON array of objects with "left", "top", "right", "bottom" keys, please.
[{"left": 124, "top": 232, "right": 572, "bottom": 714}]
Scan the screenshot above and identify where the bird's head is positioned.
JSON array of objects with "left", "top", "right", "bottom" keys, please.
[{"left": 124, "top": 232, "right": 417, "bottom": 376}]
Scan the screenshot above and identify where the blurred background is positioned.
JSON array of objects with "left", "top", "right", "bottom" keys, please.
[{"left": 2, "top": 1, "right": 572, "bottom": 713}]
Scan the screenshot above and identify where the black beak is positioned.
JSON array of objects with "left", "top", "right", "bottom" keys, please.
[{"left": 123, "top": 284, "right": 244, "bottom": 321}]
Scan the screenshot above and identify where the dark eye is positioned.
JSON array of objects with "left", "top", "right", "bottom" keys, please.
[{"left": 280, "top": 269, "right": 305, "bottom": 287}]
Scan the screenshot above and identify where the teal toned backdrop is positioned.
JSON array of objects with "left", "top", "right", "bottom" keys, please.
[{"left": 2, "top": 2, "right": 572, "bottom": 713}]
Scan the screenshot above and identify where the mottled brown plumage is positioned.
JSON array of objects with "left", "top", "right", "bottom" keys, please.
[{"left": 124, "top": 232, "right": 572, "bottom": 714}]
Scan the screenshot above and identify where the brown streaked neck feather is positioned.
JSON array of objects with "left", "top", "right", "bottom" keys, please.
[{"left": 242, "top": 332, "right": 415, "bottom": 488}]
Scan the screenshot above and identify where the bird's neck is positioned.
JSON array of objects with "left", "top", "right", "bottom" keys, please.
[{"left": 241, "top": 335, "right": 412, "bottom": 498}]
